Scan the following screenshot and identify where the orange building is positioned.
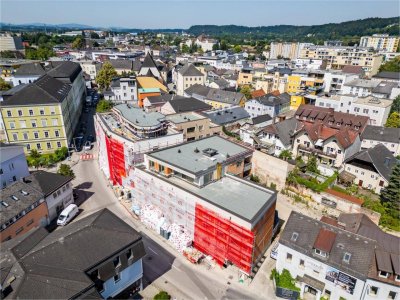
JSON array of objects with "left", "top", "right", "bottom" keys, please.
[{"left": 136, "top": 76, "right": 168, "bottom": 108}]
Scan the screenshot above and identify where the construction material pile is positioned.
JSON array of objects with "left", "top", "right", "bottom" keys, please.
[
  {"left": 140, "top": 204, "right": 163, "bottom": 231},
  {"left": 168, "top": 223, "right": 192, "bottom": 252}
]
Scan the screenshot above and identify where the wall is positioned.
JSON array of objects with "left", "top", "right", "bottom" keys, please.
[
  {"left": 0, "top": 147, "right": 29, "bottom": 188},
  {"left": 45, "top": 182, "right": 73, "bottom": 221},
  {"left": 363, "top": 279, "right": 400, "bottom": 300},
  {"left": 361, "top": 139, "right": 400, "bottom": 157},
  {"left": 251, "top": 150, "right": 294, "bottom": 190},
  {"left": 344, "top": 163, "right": 387, "bottom": 194}
]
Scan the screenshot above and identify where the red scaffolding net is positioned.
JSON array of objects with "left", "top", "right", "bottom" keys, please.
[
  {"left": 193, "top": 204, "right": 254, "bottom": 274},
  {"left": 105, "top": 135, "right": 126, "bottom": 185}
]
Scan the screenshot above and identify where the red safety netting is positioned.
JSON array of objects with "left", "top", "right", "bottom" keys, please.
[
  {"left": 193, "top": 204, "right": 254, "bottom": 274},
  {"left": 105, "top": 135, "right": 125, "bottom": 185}
]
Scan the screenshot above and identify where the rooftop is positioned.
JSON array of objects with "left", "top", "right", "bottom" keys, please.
[
  {"left": 202, "top": 106, "right": 250, "bottom": 125},
  {"left": 361, "top": 125, "right": 400, "bottom": 143},
  {"left": 24, "top": 170, "right": 73, "bottom": 197},
  {"left": 353, "top": 96, "right": 392, "bottom": 108},
  {"left": 344, "top": 79, "right": 380, "bottom": 89},
  {"left": 147, "top": 135, "right": 252, "bottom": 175},
  {"left": 166, "top": 112, "right": 205, "bottom": 124},
  {"left": 114, "top": 104, "right": 165, "bottom": 128}
]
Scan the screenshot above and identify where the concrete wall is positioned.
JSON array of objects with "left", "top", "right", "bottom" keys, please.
[{"left": 251, "top": 150, "right": 294, "bottom": 190}]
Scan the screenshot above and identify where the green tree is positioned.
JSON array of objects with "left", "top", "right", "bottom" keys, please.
[
  {"left": 212, "top": 43, "right": 220, "bottom": 51},
  {"left": 57, "top": 163, "right": 75, "bottom": 179},
  {"left": 153, "top": 291, "right": 171, "bottom": 300},
  {"left": 240, "top": 85, "right": 252, "bottom": 100},
  {"left": 379, "top": 56, "right": 400, "bottom": 72},
  {"left": 90, "top": 32, "right": 100, "bottom": 39},
  {"left": 30, "top": 149, "right": 41, "bottom": 159},
  {"left": 220, "top": 40, "right": 228, "bottom": 50},
  {"left": 279, "top": 150, "right": 293, "bottom": 161},
  {"left": 72, "top": 37, "right": 84, "bottom": 49},
  {"left": 96, "top": 62, "right": 117, "bottom": 91},
  {"left": 96, "top": 99, "right": 114, "bottom": 112},
  {"left": 380, "top": 163, "right": 400, "bottom": 211},
  {"left": 390, "top": 96, "right": 400, "bottom": 114},
  {"left": 0, "top": 78, "right": 12, "bottom": 91},
  {"left": 0, "top": 51, "right": 18, "bottom": 58},
  {"left": 233, "top": 45, "right": 242, "bottom": 53},
  {"left": 306, "top": 155, "right": 319, "bottom": 173},
  {"left": 385, "top": 112, "right": 400, "bottom": 128},
  {"left": 181, "top": 44, "right": 190, "bottom": 53}
]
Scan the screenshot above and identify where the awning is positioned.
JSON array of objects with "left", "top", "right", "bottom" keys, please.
[
  {"left": 339, "top": 171, "right": 356, "bottom": 183},
  {"left": 297, "top": 274, "right": 325, "bottom": 291}
]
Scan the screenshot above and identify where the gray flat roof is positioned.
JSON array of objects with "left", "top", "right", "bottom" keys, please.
[
  {"left": 166, "top": 112, "right": 205, "bottom": 124},
  {"left": 148, "top": 135, "right": 251, "bottom": 175},
  {"left": 166, "top": 174, "right": 275, "bottom": 223},
  {"left": 114, "top": 104, "right": 165, "bottom": 127}
]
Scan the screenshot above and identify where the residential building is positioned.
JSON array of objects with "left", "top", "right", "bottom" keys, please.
[
  {"left": 239, "top": 114, "right": 274, "bottom": 145},
  {"left": 341, "top": 79, "right": 380, "bottom": 97},
  {"left": 205, "top": 88, "right": 246, "bottom": 109},
  {"left": 269, "top": 42, "right": 300, "bottom": 60},
  {"left": 360, "top": 34, "right": 399, "bottom": 52},
  {"left": 129, "top": 136, "right": 277, "bottom": 275},
  {"left": 343, "top": 144, "right": 397, "bottom": 194},
  {"left": 104, "top": 77, "right": 137, "bottom": 103},
  {"left": 298, "top": 45, "right": 383, "bottom": 76},
  {"left": 11, "top": 62, "right": 46, "bottom": 86},
  {"left": 323, "top": 70, "right": 360, "bottom": 94},
  {"left": 143, "top": 94, "right": 175, "bottom": 112},
  {"left": 361, "top": 125, "right": 400, "bottom": 156},
  {"left": 24, "top": 170, "right": 74, "bottom": 221},
  {"left": 176, "top": 64, "right": 205, "bottom": 96},
  {"left": 0, "top": 142, "right": 29, "bottom": 188},
  {"left": 0, "top": 33, "right": 24, "bottom": 53},
  {"left": 195, "top": 35, "right": 218, "bottom": 52},
  {"left": 245, "top": 92, "right": 291, "bottom": 118},
  {"left": 109, "top": 59, "right": 141, "bottom": 75},
  {"left": 160, "top": 97, "right": 212, "bottom": 115},
  {"left": 0, "top": 209, "right": 146, "bottom": 299},
  {"left": 79, "top": 60, "right": 102, "bottom": 80},
  {"left": 371, "top": 81, "right": 400, "bottom": 100},
  {"left": 372, "top": 71, "right": 400, "bottom": 83},
  {"left": 0, "top": 180, "right": 47, "bottom": 242},
  {"left": 95, "top": 104, "right": 183, "bottom": 185},
  {"left": 287, "top": 71, "right": 324, "bottom": 95},
  {"left": 166, "top": 112, "right": 221, "bottom": 141},
  {"left": 0, "top": 73, "right": 83, "bottom": 153},
  {"left": 202, "top": 106, "right": 250, "bottom": 129},
  {"left": 277, "top": 211, "right": 377, "bottom": 300},
  {"left": 237, "top": 69, "right": 253, "bottom": 86},
  {"left": 136, "top": 76, "right": 168, "bottom": 108}
]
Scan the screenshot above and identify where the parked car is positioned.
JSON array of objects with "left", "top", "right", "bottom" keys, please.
[
  {"left": 270, "top": 242, "right": 279, "bottom": 260},
  {"left": 84, "top": 141, "right": 92, "bottom": 151},
  {"left": 84, "top": 107, "right": 89, "bottom": 113},
  {"left": 57, "top": 204, "right": 79, "bottom": 226},
  {"left": 87, "top": 135, "right": 94, "bottom": 142}
]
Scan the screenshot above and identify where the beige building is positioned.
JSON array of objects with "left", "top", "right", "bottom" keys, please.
[
  {"left": 360, "top": 34, "right": 399, "bottom": 52},
  {"left": 166, "top": 112, "right": 221, "bottom": 141},
  {"left": 176, "top": 64, "right": 205, "bottom": 96},
  {"left": 269, "top": 42, "right": 299, "bottom": 60},
  {"left": 0, "top": 33, "right": 24, "bottom": 53},
  {"left": 299, "top": 45, "right": 383, "bottom": 76},
  {"left": 237, "top": 70, "right": 253, "bottom": 86}
]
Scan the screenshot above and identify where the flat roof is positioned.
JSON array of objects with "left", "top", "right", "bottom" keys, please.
[
  {"left": 148, "top": 135, "right": 251, "bottom": 175},
  {"left": 354, "top": 96, "right": 392, "bottom": 107},
  {"left": 114, "top": 104, "right": 165, "bottom": 127},
  {"left": 166, "top": 112, "right": 205, "bottom": 124}
]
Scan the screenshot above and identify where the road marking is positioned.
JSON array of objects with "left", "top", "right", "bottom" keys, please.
[{"left": 148, "top": 246, "right": 158, "bottom": 255}]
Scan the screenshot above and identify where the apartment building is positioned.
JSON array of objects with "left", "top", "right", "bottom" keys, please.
[
  {"left": 0, "top": 142, "right": 29, "bottom": 188},
  {"left": 237, "top": 68, "right": 253, "bottom": 86},
  {"left": 11, "top": 62, "right": 46, "bottom": 86},
  {"left": 104, "top": 77, "right": 137, "bottom": 103},
  {"left": 361, "top": 126, "right": 400, "bottom": 156},
  {"left": 343, "top": 144, "right": 396, "bottom": 194},
  {"left": 176, "top": 64, "right": 205, "bottom": 96},
  {"left": 1, "top": 209, "right": 146, "bottom": 299},
  {"left": 129, "top": 136, "right": 277, "bottom": 275},
  {"left": 245, "top": 92, "right": 290, "bottom": 118},
  {"left": 195, "top": 35, "right": 218, "bottom": 52},
  {"left": 360, "top": 34, "right": 399, "bottom": 52},
  {"left": 269, "top": 42, "right": 312, "bottom": 60},
  {"left": 166, "top": 112, "right": 221, "bottom": 141},
  {"left": 323, "top": 70, "right": 360, "bottom": 94},
  {"left": 79, "top": 60, "right": 102, "bottom": 80},
  {"left": 287, "top": 73, "right": 324, "bottom": 94},
  {"left": 299, "top": 45, "right": 383, "bottom": 76}
]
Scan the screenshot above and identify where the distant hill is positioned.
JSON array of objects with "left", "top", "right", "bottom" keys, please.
[{"left": 187, "top": 17, "right": 400, "bottom": 41}]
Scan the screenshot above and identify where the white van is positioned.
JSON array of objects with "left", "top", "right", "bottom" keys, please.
[{"left": 57, "top": 204, "right": 79, "bottom": 226}]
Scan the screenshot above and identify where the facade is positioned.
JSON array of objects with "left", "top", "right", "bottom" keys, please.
[
  {"left": 0, "top": 142, "right": 29, "bottom": 188},
  {"left": 298, "top": 45, "right": 383, "bottom": 76},
  {"left": 0, "top": 180, "right": 48, "bottom": 242},
  {"left": 361, "top": 126, "right": 400, "bottom": 156},
  {"left": 245, "top": 92, "right": 290, "bottom": 118},
  {"left": 360, "top": 34, "right": 400, "bottom": 52},
  {"left": 11, "top": 62, "right": 46, "bottom": 86},
  {"left": 104, "top": 77, "right": 137, "bottom": 103},
  {"left": 129, "top": 136, "right": 277, "bottom": 275},
  {"left": 166, "top": 112, "right": 222, "bottom": 141},
  {"left": 205, "top": 88, "right": 246, "bottom": 109},
  {"left": 0, "top": 33, "right": 24, "bottom": 53},
  {"left": 195, "top": 35, "right": 218, "bottom": 52},
  {"left": 237, "top": 69, "right": 253, "bottom": 86},
  {"left": 343, "top": 144, "right": 396, "bottom": 194},
  {"left": 136, "top": 76, "right": 168, "bottom": 108},
  {"left": 323, "top": 70, "right": 360, "bottom": 94},
  {"left": 287, "top": 74, "right": 324, "bottom": 94},
  {"left": 176, "top": 64, "right": 205, "bottom": 96},
  {"left": 79, "top": 60, "right": 101, "bottom": 80},
  {"left": 0, "top": 209, "right": 146, "bottom": 299},
  {"left": 269, "top": 42, "right": 300, "bottom": 60}
]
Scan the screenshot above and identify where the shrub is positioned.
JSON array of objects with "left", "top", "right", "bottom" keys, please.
[
  {"left": 271, "top": 268, "right": 300, "bottom": 292},
  {"left": 250, "top": 174, "right": 260, "bottom": 183},
  {"left": 153, "top": 291, "right": 171, "bottom": 300}
]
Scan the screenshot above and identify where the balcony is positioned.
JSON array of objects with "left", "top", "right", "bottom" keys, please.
[{"left": 298, "top": 145, "right": 337, "bottom": 159}]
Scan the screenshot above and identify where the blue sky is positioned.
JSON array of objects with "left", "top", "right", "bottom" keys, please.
[{"left": 1, "top": 0, "right": 399, "bottom": 29}]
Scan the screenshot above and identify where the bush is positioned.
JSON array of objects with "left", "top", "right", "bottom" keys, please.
[
  {"left": 250, "top": 174, "right": 260, "bottom": 183},
  {"left": 294, "top": 173, "right": 337, "bottom": 193},
  {"left": 26, "top": 147, "right": 69, "bottom": 168},
  {"left": 153, "top": 291, "right": 171, "bottom": 300},
  {"left": 271, "top": 268, "right": 300, "bottom": 292},
  {"left": 363, "top": 198, "right": 400, "bottom": 231}
]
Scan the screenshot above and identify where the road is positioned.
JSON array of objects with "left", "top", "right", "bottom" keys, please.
[{"left": 68, "top": 108, "right": 276, "bottom": 299}]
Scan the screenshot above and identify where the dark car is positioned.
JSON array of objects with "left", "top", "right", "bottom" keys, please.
[{"left": 87, "top": 135, "right": 95, "bottom": 142}]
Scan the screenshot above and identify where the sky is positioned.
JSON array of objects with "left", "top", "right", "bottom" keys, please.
[{"left": 1, "top": 0, "right": 399, "bottom": 29}]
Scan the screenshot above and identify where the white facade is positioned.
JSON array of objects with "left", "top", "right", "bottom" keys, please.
[
  {"left": 343, "top": 163, "right": 388, "bottom": 194},
  {"left": 176, "top": 72, "right": 205, "bottom": 96},
  {"left": 11, "top": 75, "right": 40, "bottom": 86},
  {"left": 363, "top": 279, "right": 400, "bottom": 300},
  {"left": 293, "top": 59, "right": 323, "bottom": 70},
  {"left": 245, "top": 99, "right": 275, "bottom": 118},
  {"left": 361, "top": 138, "right": 400, "bottom": 157},
  {"left": 258, "top": 132, "right": 291, "bottom": 156},
  {"left": 195, "top": 38, "right": 217, "bottom": 52},
  {"left": 105, "top": 78, "right": 137, "bottom": 103},
  {"left": 323, "top": 72, "right": 359, "bottom": 94},
  {"left": 79, "top": 61, "right": 100, "bottom": 80},
  {"left": 45, "top": 181, "right": 74, "bottom": 221},
  {"left": 360, "top": 34, "right": 399, "bottom": 52},
  {"left": 0, "top": 144, "right": 29, "bottom": 188}
]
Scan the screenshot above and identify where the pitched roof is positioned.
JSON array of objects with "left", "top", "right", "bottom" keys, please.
[
  {"left": 109, "top": 59, "right": 133, "bottom": 70},
  {"left": 184, "top": 84, "right": 211, "bottom": 98},
  {"left": 251, "top": 114, "right": 272, "bottom": 125},
  {"left": 46, "top": 61, "right": 82, "bottom": 84},
  {"left": 345, "top": 144, "right": 397, "bottom": 181},
  {"left": 0, "top": 75, "right": 71, "bottom": 106},
  {"left": 179, "top": 64, "right": 203, "bottom": 77},
  {"left": 202, "top": 106, "right": 250, "bottom": 125},
  {"left": 0, "top": 209, "right": 145, "bottom": 299},
  {"left": 23, "top": 170, "right": 73, "bottom": 197},
  {"left": 342, "top": 65, "right": 364, "bottom": 75},
  {"left": 136, "top": 76, "right": 167, "bottom": 92},
  {"left": 166, "top": 97, "right": 212, "bottom": 113},
  {"left": 14, "top": 63, "right": 45, "bottom": 77},
  {"left": 141, "top": 53, "right": 158, "bottom": 69},
  {"left": 361, "top": 125, "right": 400, "bottom": 144},
  {"left": 313, "top": 228, "right": 337, "bottom": 253},
  {"left": 372, "top": 81, "right": 399, "bottom": 95},
  {"left": 254, "top": 92, "right": 290, "bottom": 107},
  {"left": 373, "top": 71, "right": 400, "bottom": 80},
  {"left": 324, "top": 189, "right": 364, "bottom": 206},
  {"left": 260, "top": 117, "right": 297, "bottom": 146},
  {"left": 206, "top": 88, "right": 244, "bottom": 105}
]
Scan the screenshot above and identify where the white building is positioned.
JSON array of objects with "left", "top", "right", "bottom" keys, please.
[
  {"left": 104, "top": 78, "right": 137, "bottom": 103},
  {"left": 0, "top": 142, "right": 29, "bottom": 188},
  {"left": 195, "top": 35, "right": 217, "bottom": 52},
  {"left": 323, "top": 70, "right": 359, "bottom": 94},
  {"left": 176, "top": 64, "right": 205, "bottom": 96},
  {"left": 79, "top": 60, "right": 101, "bottom": 80},
  {"left": 11, "top": 63, "right": 45, "bottom": 86},
  {"left": 361, "top": 125, "right": 400, "bottom": 156}
]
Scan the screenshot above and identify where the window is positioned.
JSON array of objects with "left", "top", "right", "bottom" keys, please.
[
  {"left": 113, "top": 273, "right": 121, "bottom": 283},
  {"left": 369, "top": 286, "right": 379, "bottom": 296},
  {"left": 31, "top": 120, "right": 37, "bottom": 128},
  {"left": 299, "top": 259, "right": 305, "bottom": 268},
  {"left": 199, "top": 125, "right": 204, "bottom": 131},
  {"left": 187, "top": 127, "right": 195, "bottom": 133},
  {"left": 0, "top": 168, "right": 2, "bottom": 175},
  {"left": 20, "top": 120, "right": 26, "bottom": 128},
  {"left": 315, "top": 248, "right": 327, "bottom": 257},
  {"left": 50, "top": 107, "right": 56, "bottom": 115},
  {"left": 379, "top": 271, "right": 389, "bottom": 278},
  {"left": 388, "top": 291, "right": 397, "bottom": 300},
  {"left": 7, "top": 110, "right": 12, "bottom": 117},
  {"left": 286, "top": 253, "right": 292, "bottom": 262},
  {"left": 26, "top": 219, "right": 34, "bottom": 226},
  {"left": 126, "top": 249, "right": 133, "bottom": 260},
  {"left": 53, "top": 192, "right": 57, "bottom": 198},
  {"left": 52, "top": 119, "right": 58, "bottom": 126},
  {"left": 26, "top": 144, "right": 30, "bottom": 150},
  {"left": 113, "top": 256, "right": 121, "bottom": 268},
  {"left": 29, "top": 109, "right": 34, "bottom": 116},
  {"left": 337, "top": 149, "right": 342, "bottom": 154},
  {"left": 47, "top": 142, "right": 51, "bottom": 149},
  {"left": 36, "top": 143, "right": 41, "bottom": 150},
  {"left": 55, "top": 130, "right": 60, "bottom": 137},
  {"left": 44, "top": 131, "right": 49, "bottom": 138},
  {"left": 343, "top": 252, "right": 351, "bottom": 263},
  {"left": 291, "top": 232, "right": 299, "bottom": 242},
  {"left": 395, "top": 275, "right": 400, "bottom": 282},
  {"left": 40, "top": 109, "right": 45, "bottom": 115},
  {"left": 17, "top": 110, "right": 23, "bottom": 116},
  {"left": 9, "top": 122, "right": 15, "bottom": 129},
  {"left": 41, "top": 119, "right": 47, "bottom": 127},
  {"left": 12, "top": 133, "right": 18, "bottom": 141},
  {"left": 15, "top": 227, "right": 24, "bottom": 235},
  {"left": 34, "top": 132, "right": 39, "bottom": 139},
  {"left": 57, "top": 141, "right": 62, "bottom": 148}
]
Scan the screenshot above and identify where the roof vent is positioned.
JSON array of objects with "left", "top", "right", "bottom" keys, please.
[
  {"left": 178, "top": 149, "right": 181, "bottom": 153},
  {"left": 203, "top": 148, "right": 218, "bottom": 157},
  {"left": 11, "top": 195, "right": 19, "bottom": 201},
  {"left": 20, "top": 190, "right": 29, "bottom": 196}
]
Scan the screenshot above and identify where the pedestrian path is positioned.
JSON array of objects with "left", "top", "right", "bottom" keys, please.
[{"left": 80, "top": 153, "right": 95, "bottom": 160}]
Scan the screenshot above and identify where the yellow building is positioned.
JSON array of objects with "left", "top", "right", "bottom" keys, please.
[
  {"left": 237, "top": 70, "right": 253, "bottom": 86},
  {"left": 0, "top": 75, "right": 80, "bottom": 153},
  {"left": 290, "top": 95, "right": 306, "bottom": 110},
  {"left": 360, "top": 34, "right": 399, "bottom": 52},
  {"left": 287, "top": 75, "right": 324, "bottom": 94},
  {"left": 204, "top": 89, "right": 246, "bottom": 109}
]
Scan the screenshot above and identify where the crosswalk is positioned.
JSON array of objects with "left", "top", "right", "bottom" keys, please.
[{"left": 80, "top": 154, "right": 95, "bottom": 160}]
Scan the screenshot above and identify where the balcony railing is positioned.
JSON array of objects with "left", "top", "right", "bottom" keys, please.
[{"left": 298, "top": 145, "right": 337, "bottom": 158}]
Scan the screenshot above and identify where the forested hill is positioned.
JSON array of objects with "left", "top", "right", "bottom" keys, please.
[{"left": 187, "top": 17, "right": 399, "bottom": 41}]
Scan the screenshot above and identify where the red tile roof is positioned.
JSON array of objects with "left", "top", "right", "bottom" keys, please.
[
  {"left": 251, "top": 89, "right": 266, "bottom": 98},
  {"left": 325, "top": 189, "right": 364, "bottom": 206},
  {"left": 320, "top": 216, "right": 339, "bottom": 227},
  {"left": 313, "top": 228, "right": 337, "bottom": 253}
]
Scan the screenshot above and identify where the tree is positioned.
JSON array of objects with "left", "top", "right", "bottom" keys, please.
[
  {"left": 0, "top": 78, "right": 12, "bottom": 91},
  {"left": 379, "top": 56, "right": 400, "bottom": 72},
  {"left": 220, "top": 40, "right": 228, "bottom": 50},
  {"left": 30, "top": 149, "right": 41, "bottom": 159},
  {"left": 181, "top": 44, "right": 190, "bottom": 53},
  {"left": 306, "top": 155, "right": 319, "bottom": 173},
  {"left": 153, "top": 291, "right": 171, "bottom": 300},
  {"left": 233, "top": 45, "right": 242, "bottom": 53},
  {"left": 96, "top": 99, "right": 114, "bottom": 112},
  {"left": 279, "top": 150, "right": 293, "bottom": 161},
  {"left": 380, "top": 163, "right": 400, "bottom": 211},
  {"left": 212, "top": 43, "right": 220, "bottom": 51},
  {"left": 57, "top": 163, "right": 75, "bottom": 179},
  {"left": 72, "top": 37, "right": 84, "bottom": 49},
  {"left": 385, "top": 112, "right": 400, "bottom": 128},
  {"left": 390, "top": 96, "right": 400, "bottom": 114},
  {"left": 240, "top": 85, "right": 252, "bottom": 100},
  {"left": 90, "top": 32, "right": 100, "bottom": 39},
  {"left": 96, "top": 62, "right": 117, "bottom": 91}
]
